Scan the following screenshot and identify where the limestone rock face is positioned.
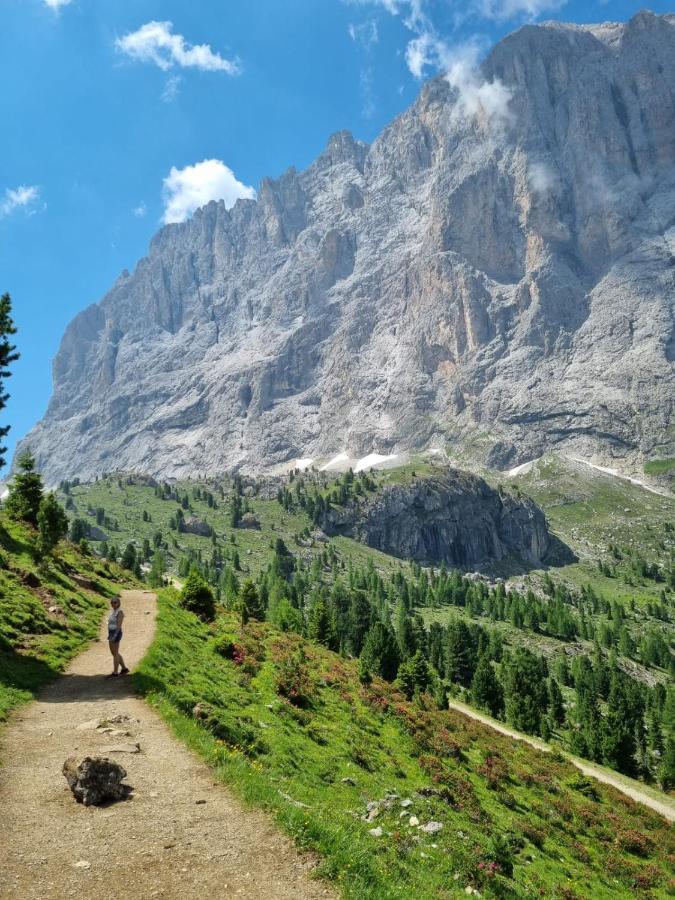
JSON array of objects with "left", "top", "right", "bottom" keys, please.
[
  {"left": 19, "top": 13, "right": 675, "bottom": 482},
  {"left": 319, "top": 469, "right": 558, "bottom": 569}
]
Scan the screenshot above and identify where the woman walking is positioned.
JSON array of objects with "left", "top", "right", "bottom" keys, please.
[{"left": 106, "top": 596, "right": 129, "bottom": 677}]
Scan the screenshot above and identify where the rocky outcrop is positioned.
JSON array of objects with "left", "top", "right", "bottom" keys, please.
[
  {"left": 179, "top": 517, "right": 212, "bottom": 537},
  {"left": 62, "top": 756, "right": 132, "bottom": 806},
  {"left": 18, "top": 13, "right": 675, "bottom": 482},
  {"left": 319, "top": 469, "right": 564, "bottom": 569}
]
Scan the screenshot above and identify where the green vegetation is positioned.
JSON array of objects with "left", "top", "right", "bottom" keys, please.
[
  {"left": 0, "top": 446, "right": 136, "bottom": 720},
  {"left": 136, "top": 588, "right": 675, "bottom": 898},
  {"left": 64, "top": 465, "right": 675, "bottom": 788},
  {"left": 645, "top": 459, "right": 675, "bottom": 477},
  {"left": 0, "top": 512, "right": 136, "bottom": 719},
  {"left": 0, "top": 292, "right": 18, "bottom": 470}
]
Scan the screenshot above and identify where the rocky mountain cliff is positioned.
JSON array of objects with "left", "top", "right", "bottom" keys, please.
[
  {"left": 20, "top": 11, "right": 675, "bottom": 482},
  {"left": 319, "top": 469, "right": 563, "bottom": 570}
]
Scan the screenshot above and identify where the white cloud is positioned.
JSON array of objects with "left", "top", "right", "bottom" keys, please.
[
  {"left": 115, "top": 21, "right": 240, "bottom": 74},
  {"left": 133, "top": 201, "right": 147, "bottom": 218},
  {"left": 348, "top": 19, "right": 379, "bottom": 47},
  {"left": 359, "top": 67, "right": 376, "bottom": 118},
  {"left": 444, "top": 42, "right": 513, "bottom": 129},
  {"left": 44, "top": 0, "right": 72, "bottom": 8},
  {"left": 162, "top": 159, "right": 256, "bottom": 225},
  {"left": 475, "top": 0, "right": 565, "bottom": 22},
  {"left": 0, "top": 185, "right": 41, "bottom": 218},
  {"left": 350, "top": 2, "right": 514, "bottom": 129},
  {"left": 161, "top": 74, "right": 182, "bottom": 103},
  {"left": 528, "top": 161, "right": 557, "bottom": 195}
]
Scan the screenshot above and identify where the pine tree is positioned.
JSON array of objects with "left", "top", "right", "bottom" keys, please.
[
  {"left": 602, "top": 672, "right": 637, "bottom": 775},
  {"left": 308, "top": 596, "right": 337, "bottom": 649},
  {"left": 148, "top": 550, "right": 166, "bottom": 588},
  {"left": 548, "top": 677, "right": 566, "bottom": 726},
  {"left": 657, "top": 736, "right": 675, "bottom": 791},
  {"left": 120, "top": 543, "right": 137, "bottom": 570},
  {"left": 5, "top": 450, "right": 43, "bottom": 525},
  {"left": 360, "top": 622, "right": 400, "bottom": 681},
  {"left": 395, "top": 599, "right": 417, "bottom": 659},
  {"left": 0, "top": 293, "right": 18, "bottom": 470},
  {"left": 502, "top": 649, "right": 549, "bottom": 735},
  {"left": 36, "top": 492, "right": 68, "bottom": 557},
  {"left": 444, "top": 619, "right": 475, "bottom": 686},
  {"left": 179, "top": 569, "right": 216, "bottom": 621},
  {"left": 240, "top": 579, "right": 264, "bottom": 620},
  {"left": 471, "top": 653, "right": 504, "bottom": 717}
]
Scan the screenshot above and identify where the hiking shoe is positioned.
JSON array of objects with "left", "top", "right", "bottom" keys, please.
[{"left": 120, "top": 667, "right": 130, "bottom": 675}]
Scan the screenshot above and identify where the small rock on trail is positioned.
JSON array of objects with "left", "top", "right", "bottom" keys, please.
[{"left": 62, "top": 756, "right": 132, "bottom": 806}]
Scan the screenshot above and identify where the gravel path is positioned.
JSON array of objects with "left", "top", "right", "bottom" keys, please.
[
  {"left": 0, "top": 590, "right": 336, "bottom": 899},
  {"left": 448, "top": 699, "right": 675, "bottom": 823}
]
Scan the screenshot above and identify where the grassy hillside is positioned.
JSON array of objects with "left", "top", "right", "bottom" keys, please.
[
  {"left": 64, "top": 467, "right": 674, "bottom": 788},
  {"left": 0, "top": 512, "right": 136, "bottom": 719},
  {"left": 137, "top": 588, "right": 675, "bottom": 898}
]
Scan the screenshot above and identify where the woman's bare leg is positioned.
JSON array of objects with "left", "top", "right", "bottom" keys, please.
[
  {"left": 109, "top": 641, "right": 121, "bottom": 674},
  {"left": 108, "top": 640, "right": 116, "bottom": 672}
]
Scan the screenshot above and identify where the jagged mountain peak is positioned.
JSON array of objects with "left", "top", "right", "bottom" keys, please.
[{"left": 18, "top": 13, "right": 675, "bottom": 482}]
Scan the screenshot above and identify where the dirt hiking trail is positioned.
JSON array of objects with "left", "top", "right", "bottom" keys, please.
[
  {"left": 0, "top": 590, "right": 335, "bottom": 899},
  {"left": 448, "top": 700, "right": 675, "bottom": 823}
]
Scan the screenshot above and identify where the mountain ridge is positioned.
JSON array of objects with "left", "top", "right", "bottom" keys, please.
[{"left": 18, "top": 10, "right": 675, "bottom": 481}]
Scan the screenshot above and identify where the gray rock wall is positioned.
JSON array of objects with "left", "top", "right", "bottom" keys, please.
[
  {"left": 320, "top": 469, "right": 556, "bottom": 570},
  {"left": 18, "top": 13, "right": 675, "bottom": 482}
]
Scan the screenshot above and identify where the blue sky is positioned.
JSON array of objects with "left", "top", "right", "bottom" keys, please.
[{"left": 1, "top": 0, "right": 671, "bottom": 465}]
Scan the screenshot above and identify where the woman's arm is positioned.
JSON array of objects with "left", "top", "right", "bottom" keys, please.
[{"left": 117, "top": 609, "right": 124, "bottom": 627}]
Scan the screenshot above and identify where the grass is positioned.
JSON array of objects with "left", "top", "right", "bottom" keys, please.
[
  {"left": 513, "top": 454, "right": 675, "bottom": 559},
  {"left": 644, "top": 459, "right": 675, "bottom": 477},
  {"left": 0, "top": 513, "right": 136, "bottom": 720},
  {"left": 135, "top": 588, "right": 675, "bottom": 899}
]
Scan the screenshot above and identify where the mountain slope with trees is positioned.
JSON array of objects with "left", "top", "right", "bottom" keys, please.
[{"left": 61, "top": 462, "right": 675, "bottom": 791}]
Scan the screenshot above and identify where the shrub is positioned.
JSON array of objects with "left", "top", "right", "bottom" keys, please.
[
  {"left": 616, "top": 828, "right": 654, "bottom": 857},
  {"left": 179, "top": 570, "right": 216, "bottom": 621},
  {"left": 274, "top": 646, "right": 314, "bottom": 707}
]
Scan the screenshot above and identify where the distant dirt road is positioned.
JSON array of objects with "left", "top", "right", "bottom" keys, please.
[
  {"left": 0, "top": 590, "right": 335, "bottom": 899},
  {"left": 448, "top": 699, "right": 675, "bottom": 823}
]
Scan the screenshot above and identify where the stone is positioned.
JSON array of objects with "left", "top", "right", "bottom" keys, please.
[
  {"left": 179, "top": 517, "right": 212, "bottom": 537},
  {"left": 341, "top": 777, "right": 357, "bottom": 786},
  {"left": 17, "top": 13, "right": 675, "bottom": 483},
  {"left": 62, "top": 756, "right": 132, "bottom": 807},
  {"left": 400, "top": 798, "right": 412, "bottom": 808},
  {"left": 368, "top": 827, "right": 383, "bottom": 838},
  {"left": 76, "top": 719, "right": 101, "bottom": 731},
  {"left": 73, "top": 860, "right": 91, "bottom": 870},
  {"left": 409, "top": 816, "right": 420, "bottom": 827},
  {"left": 239, "top": 513, "right": 261, "bottom": 530},
  {"left": 420, "top": 821, "right": 443, "bottom": 834}
]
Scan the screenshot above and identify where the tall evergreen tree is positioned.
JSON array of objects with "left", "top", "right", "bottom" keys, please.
[
  {"left": 360, "top": 622, "right": 400, "bottom": 682},
  {"left": 0, "top": 293, "right": 18, "bottom": 470},
  {"left": 36, "top": 492, "right": 68, "bottom": 558},
  {"left": 240, "top": 579, "right": 264, "bottom": 621},
  {"left": 471, "top": 653, "right": 504, "bottom": 717},
  {"left": 548, "top": 677, "right": 566, "bottom": 726},
  {"left": 502, "top": 649, "right": 549, "bottom": 736},
  {"left": 602, "top": 672, "right": 638, "bottom": 775},
  {"left": 444, "top": 619, "right": 475, "bottom": 686},
  {"left": 5, "top": 450, "right": 43, "bottom": 525},
  {"left": 308, "top": 596, "right": 337, "bottom": 650}
]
